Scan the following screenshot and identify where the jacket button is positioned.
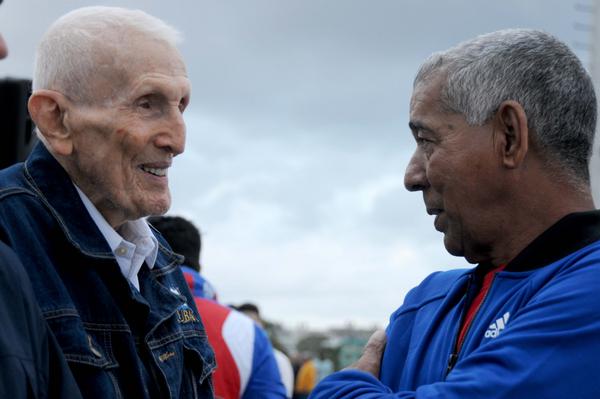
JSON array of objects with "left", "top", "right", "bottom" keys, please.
[{"left": 87, "top": 334, "right": 103, "bottom": 358}]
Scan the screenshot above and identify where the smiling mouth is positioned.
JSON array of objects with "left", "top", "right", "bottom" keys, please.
[{"left": 140, "top": 165, "right": 168, "bottom": 177}]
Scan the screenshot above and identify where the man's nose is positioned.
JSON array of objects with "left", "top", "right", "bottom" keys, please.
[
  {"left": 404, "top": 150, "right": 428, "bottom": 192},
  {"left": 155, "top": 108, "right": 186, "bottom": 156}
]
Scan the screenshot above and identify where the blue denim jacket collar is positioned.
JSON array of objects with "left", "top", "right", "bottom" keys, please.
[
  {"left": 0, "top": 143, "right": 215, "bottom": 397},
  {"left": 23, "top": 143, "right": 184, "bottom": 266}
]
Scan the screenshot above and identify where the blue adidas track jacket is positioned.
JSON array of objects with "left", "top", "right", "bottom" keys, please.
[{"left": 311, "top": 211, "right": 600, "bottom": 398}]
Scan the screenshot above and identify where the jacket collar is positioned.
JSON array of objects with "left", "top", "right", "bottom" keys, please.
[
  {"left": 23, "top": 143, "right": 181, "bottom": 265},
  {"left": 23, "top": 143, "right": 115, "bottom": 257},
  {"left": 504, "top": 210, "right": 600, "bottom": 272}
]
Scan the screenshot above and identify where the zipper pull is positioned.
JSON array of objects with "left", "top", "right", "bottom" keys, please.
[{"left": 446, "top": 353, "right": 458, "bottom": 375}]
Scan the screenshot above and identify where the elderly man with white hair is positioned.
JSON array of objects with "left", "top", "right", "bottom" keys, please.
[{"left": 0, "top": 6, "right": 214, "bottom": 398}]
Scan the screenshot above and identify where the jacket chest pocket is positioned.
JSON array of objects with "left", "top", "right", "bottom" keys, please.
[
  {"left": 149, "top": 333, "right": 215, "bottom": 398},
  {"left": 46, "top": 312, "right": 124, "bottom": 399}
]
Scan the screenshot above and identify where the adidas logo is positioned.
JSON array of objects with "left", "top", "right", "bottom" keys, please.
[{"left": 484, "top": 312, "right": 510, "bottom": 339}]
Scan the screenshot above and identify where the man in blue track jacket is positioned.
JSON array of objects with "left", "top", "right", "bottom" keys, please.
[{"left": 311, "top": 29, "right": 600, "bottom": 398}]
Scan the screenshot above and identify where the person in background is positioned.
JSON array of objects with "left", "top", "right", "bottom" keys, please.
[
  {"left": 293, "top": 355, "right": 317, "bottom": 399},
  {"left": 149, "top": 215, "right": 287, "bottom": 399},
  {"left": 0, "top": 1, "right": 82, "bottom": 397},
  {"left": 147, "top": 215, "right": 218, "bottom": 300},
  {"left": 236, "top": 302, "right": 296, "bottom": 398},
  {"left": 0, "top": 242, "right": 83, "bottom": 398},
  {"left": 313, "top": 350, "right": 333, "bottom": 383},
  {"left": 312, "top": 29, "right": 600, "bottom": 398},
  {"left": 0, "top": 7, "right": 215, "bottom": 398}
]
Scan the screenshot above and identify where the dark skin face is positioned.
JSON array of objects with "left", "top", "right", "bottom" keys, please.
[{"left": 404, "top": 76, "right": 509, "bottom": 264}]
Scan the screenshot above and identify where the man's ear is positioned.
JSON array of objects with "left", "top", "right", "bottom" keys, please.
[
  {"left": 28, "top": 90, "right": 73, "bottom": 156},
  {"left": 493, "top": 100, "right": 529, "bottom": 169}
]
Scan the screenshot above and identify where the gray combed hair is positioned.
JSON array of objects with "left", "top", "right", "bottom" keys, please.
[
  {"left": 415, "top": 29, "right": 597, "bottom": 184},
  {"left": 32, "top": 6, "right": 182, "bottom": 104}
]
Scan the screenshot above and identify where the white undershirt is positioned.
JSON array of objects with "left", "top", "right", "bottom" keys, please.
[{"left": 75, "top": 185, "right": 158, "bottom": 290}]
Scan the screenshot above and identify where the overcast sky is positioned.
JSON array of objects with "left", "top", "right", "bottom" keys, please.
[{"left": 0, "top": 0, "right": 594, "bottom": 329}]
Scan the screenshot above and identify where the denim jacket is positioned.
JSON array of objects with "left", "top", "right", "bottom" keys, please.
[
  {"left": 0, "top": 241, "right": 83, "bottom": 398},
  {"left": 0, "top": 143, "right": 215, "bottom": 398}
]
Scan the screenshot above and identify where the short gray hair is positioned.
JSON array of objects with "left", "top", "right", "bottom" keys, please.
[
  {"left": 33, "top": 6, "right": 182, "bottom": 104},
  {"left": 415, "top": 29, "right": 597, "bottom": 184}
]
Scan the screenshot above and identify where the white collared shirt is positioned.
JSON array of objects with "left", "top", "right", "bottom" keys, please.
[{"left": 75, "top": 185, "right": 158, "bottom": 291}]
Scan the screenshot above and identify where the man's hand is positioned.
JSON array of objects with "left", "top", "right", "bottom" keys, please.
[{"left": 345, "top": 329, "right": 387, "bottom": 378}]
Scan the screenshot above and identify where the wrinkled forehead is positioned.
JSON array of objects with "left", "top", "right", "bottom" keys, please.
[{"left": 88, "top": 35, "right": 187, "bottom": 103}]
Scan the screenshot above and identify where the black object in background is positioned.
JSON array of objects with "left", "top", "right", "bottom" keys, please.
[{"left": 0, "top": 78, "right": 37, "bottom": 169}]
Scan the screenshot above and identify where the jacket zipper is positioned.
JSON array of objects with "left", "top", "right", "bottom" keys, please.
[{"left": 446, "top": 269, "right": 501, "bottom": 375}]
